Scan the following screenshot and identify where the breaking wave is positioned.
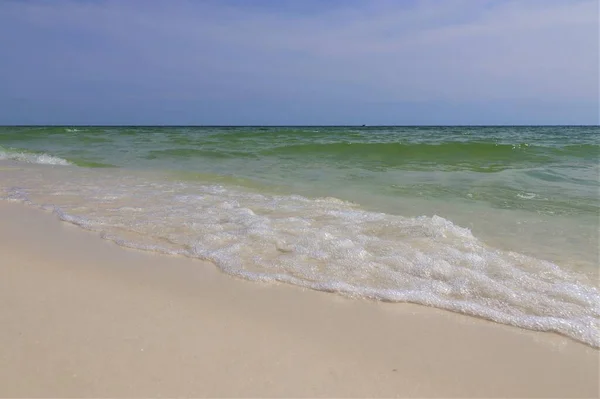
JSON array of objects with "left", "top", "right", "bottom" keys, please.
[{"left": 0, "top": 146, "right": 71, "bottom": 166}]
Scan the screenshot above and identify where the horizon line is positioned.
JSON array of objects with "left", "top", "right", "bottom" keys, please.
[{"left": 2, "top": 124, "right": 599, "bottom": 128}]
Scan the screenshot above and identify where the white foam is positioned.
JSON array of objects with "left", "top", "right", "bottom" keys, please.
[
  {"left": 517, "top": 192, "right": 537, "bottom": 200},
  {"left": 2, "top": 179, "right": 598, "bottom": 348},
  {"left": 0, "top": 148, "right": 71, "bottom": 166}
]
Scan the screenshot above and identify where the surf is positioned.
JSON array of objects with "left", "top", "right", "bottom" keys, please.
[{"left": 2, "top": 171, "right": 598, "bottom": 348}]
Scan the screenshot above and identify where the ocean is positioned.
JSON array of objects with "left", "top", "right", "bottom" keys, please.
[{"left": 1, "top": 126, "right": 598, "bottom": 347}]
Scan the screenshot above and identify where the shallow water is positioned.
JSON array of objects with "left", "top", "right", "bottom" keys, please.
[{"left": 1, "top": 126, "right": 598, "bottom": 346}]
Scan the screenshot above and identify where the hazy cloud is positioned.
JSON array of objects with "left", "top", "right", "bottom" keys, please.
[{"left": 0, "top": 0, "right": 597, "bottom": 124}]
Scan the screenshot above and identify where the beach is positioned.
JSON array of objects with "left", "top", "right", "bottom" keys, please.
[
  {"left": 2, "top": 0, "right": 598, "bottom": 395},
  {"left": 1, "top": 201, "right": 598, "bottom": 397},
  {"left": 1, "top": 125, "right": 599, "bottom": 396},
  {"left": 1, "top": 126, "right": 599, "bottom": 348}
]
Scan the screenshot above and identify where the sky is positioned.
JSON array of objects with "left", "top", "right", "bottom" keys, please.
[{"left": 0, "top": 0, "right": 598, "bottom": 125}]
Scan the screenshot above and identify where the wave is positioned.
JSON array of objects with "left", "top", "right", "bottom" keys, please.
[
  {"left": 0, "top": 146, "right": 71, "bottom": 166},
  {"left": 68, "top": 159, "right": 117, "bottom": 168},
  {"left": 2, "top": 127, "right": 597, "bottom": 173},
  {"left": 254, "top": 141, "right": 600, "bottom": 172},
  {"left": 0, "top": 146, "right": 118, "bottom": 168},
  {"left": 262, "top": 141, "right": 597, "bottom": 160},
  {"left": 559, "top": 144, "right": 600, "bottom": 158},
  {"left": 3, "top": 182, "right": 598, "bottom": 348},
  {"left": 143, "top": 148, "right": 255, "bottom": 160}
]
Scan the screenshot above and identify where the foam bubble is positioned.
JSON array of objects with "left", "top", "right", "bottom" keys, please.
[
  {"left": 2, "top": 177, "right": 598, "bottom": 348},
  {"left": 0, "top": 148, "right": 71, "bottom": 166},
  {"left": 517, "top": 192, "right": 537, "bottom": 200}
]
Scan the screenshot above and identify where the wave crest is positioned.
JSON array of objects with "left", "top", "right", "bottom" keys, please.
[{"left": 0, "top": 147, "right": 71, "bottom": 166}]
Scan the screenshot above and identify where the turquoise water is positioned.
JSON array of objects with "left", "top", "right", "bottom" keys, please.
[{"left": 1, "top": 126, "right": 599, "bottom": 346}]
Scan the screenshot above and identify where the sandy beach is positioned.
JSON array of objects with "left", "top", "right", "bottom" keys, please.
[
  {"left": 0, "top": 201, "right": 598, "bottom": 397},
  {"left": 2, "top": 0, "right": 598, "bottom": 396}
]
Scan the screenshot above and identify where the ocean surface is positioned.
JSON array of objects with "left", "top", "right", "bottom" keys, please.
[{"left": 1, "top": 126, "right": 598, "bottom": 346}]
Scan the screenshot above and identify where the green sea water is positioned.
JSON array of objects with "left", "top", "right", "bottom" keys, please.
[
  {"left": 1, "top": 126, "right": 599, "bottom": 346},
  {"left": 1, "top": 126, "right": 597, "bottom": 211}
]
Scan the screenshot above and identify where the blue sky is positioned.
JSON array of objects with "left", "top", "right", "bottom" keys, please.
[{"left": 0, "top": 0, "right": 597, "bottom": 125}]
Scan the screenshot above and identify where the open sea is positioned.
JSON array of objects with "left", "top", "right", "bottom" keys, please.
[{"left": 1, "top": 126, "right": 598, "bottom": 347}]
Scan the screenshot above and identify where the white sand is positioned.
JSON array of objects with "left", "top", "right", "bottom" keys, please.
[{"left": 0, "top": 202, "right": 598, "bottom": 397}]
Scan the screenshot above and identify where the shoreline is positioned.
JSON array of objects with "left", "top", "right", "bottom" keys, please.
[{"left": 0, "top": 201, "right": 598, "bottom": 397}]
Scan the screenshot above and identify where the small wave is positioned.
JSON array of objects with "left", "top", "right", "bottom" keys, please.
[
  {"left": 259, "top": 141, "right": 600, "bottom": 166},
  {"left": 559, "top": 144, "right": 600, "bottom": 158},
  {"left": 3, "top": 182, "right": 598, "bottom": 348},
  {"left": 517, "top": 192, "right": 537, "bottom": 200},
  {"left": 0, "top": 147, "right": 71, "bottom": 166},
  {"left": 144, "top": 148, "right": 254, "bottom": 160},
  {"left": 257, "top": 141, "right": 561, "bottom": 172},
  {"left": 69, "top": 159, "right": 117, "bottom": 168}
]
